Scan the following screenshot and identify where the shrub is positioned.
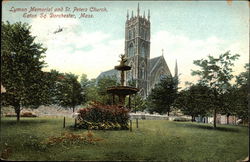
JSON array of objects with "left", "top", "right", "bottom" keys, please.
[
  {"left": 76, "top": 102, "right": 129, "bottom": 130},
  {"left": 21, "top": 112, "right": 37, "bottom": 117},
  {"left": 41, "top": 131, "right": 103, "bottom": 146}
]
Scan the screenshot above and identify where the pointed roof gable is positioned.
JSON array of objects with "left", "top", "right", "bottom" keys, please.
[
  {"left": 149, "top": 56, "right": 172, "bottom": 76},
  {"left": 149, "top": 56, "right": 161, "bottom": 72},
  {"left": 96, "top": 69, "right": 119, "bottom": 80}
]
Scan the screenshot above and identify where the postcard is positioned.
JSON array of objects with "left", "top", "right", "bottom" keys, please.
[{"left": 1, "top": 1, "right": 249, "bottom": 161}]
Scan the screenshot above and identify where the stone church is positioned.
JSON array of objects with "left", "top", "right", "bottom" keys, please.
[{"left": 97, "top": 4, "right": 178, "bottom": 98}]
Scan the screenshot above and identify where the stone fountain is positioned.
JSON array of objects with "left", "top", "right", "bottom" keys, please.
[{"left": 107, "top": 54, "right": 139, "bottom": 108}]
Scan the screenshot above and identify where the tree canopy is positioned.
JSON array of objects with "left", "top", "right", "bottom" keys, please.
[
  {"left": 175, "top": 84, "right": 213, "bottom": 121},
  {"left": 191, "top": 51, "right": 240, "bottom": 127},
  {"left": 55, "top": 73, "right": 84, "bottom": 112},
  {"left": 233, "top": 64, "right": 249, "bottom": 122},
  {"left": 1, "top": 21, "right": 47, "bottom": 121},
  {"left": 96, "top": 76, "right": 118, "bottom": 105},
  {"left": 147, "top": 75, "right": 178, "bottom": 115},
  {"left": 80, "top": 75, "right": 119, "bottom": 105}
]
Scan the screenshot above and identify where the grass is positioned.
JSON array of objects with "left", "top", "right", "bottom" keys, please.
[{"left": 0, "top": 117, "right": 248, "bottom": 161}]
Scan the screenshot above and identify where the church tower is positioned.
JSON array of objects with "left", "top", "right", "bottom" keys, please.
[{"left": 125, "top": 4, "right": 151, "bottom": 98}]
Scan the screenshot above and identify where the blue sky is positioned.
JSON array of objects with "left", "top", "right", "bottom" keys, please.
[{"left": 2, "top": 1, "right": 249, "bottom": 88}]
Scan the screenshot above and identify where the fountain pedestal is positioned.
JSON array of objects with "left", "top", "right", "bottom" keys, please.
[{"left": 107, "top": 54, "right": 139, "bottom": 107}]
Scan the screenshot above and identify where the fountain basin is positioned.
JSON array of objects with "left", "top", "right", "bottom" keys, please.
[{"left": 114, "top": 65, "right": 131, "bottom": 71}]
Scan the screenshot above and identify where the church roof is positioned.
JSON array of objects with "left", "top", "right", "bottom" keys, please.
[
  {"left": 96, "top": 69, "right": 119, "bottom": 80},
  {"left": 97, "top": 56, "right": 167, "bottom": 80},
  {"left": 149, "top": 56, "right": 162, "bottom": 72},
  {"left": 149, "top": 55, "right": 172, "bottom": 77}
]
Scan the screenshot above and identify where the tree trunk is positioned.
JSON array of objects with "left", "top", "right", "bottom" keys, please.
[
  {"left": 167, "top": 111, "right": 170, "bottom": 116},
  {"left": 226, "top": 114, "right": 230, "bottom": 125},
  {"left": 213, "top": 109, "right": 217, "bottom": 128},
  {"left": 15, "top": 105, "right": 21, "bottom": 122},
  {"left": 191, "top": 116, "right": 194, "bottom": 122}
]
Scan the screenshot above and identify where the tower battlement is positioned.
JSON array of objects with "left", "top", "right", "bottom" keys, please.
[{"left": 126, "top": 3, "right": 150, "bottom": 25}]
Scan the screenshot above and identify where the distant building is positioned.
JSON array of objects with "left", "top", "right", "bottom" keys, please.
[
  {"left": 97, "top": 4, "right": 178, "bottom": 98},
  {"left": 195, "top": 114, "right": 238, "bottom": 125}
]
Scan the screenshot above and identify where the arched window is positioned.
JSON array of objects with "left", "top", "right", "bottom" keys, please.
[
  {"left": 140, "top": 63, "right": 146, "bottom": 79},
  {"left": 140, "top": 28, "right": 144, "bottom": 38},
  {"left": 128, "top": 43, "right": 134, "bottom": 57},
  {"left": 133, "top": 28, "right": 136, "bottom": 38},
  {"left": 129, "top": 30, "right": 132, "bottom": 40},
  {"left": 141, "top": 43, "right": 145, "bottom": 57}
]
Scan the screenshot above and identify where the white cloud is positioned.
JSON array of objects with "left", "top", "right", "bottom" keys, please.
[
  {"left": 151, "top": 30, "right": 248, "bottom": 88},
  {"left": 30, "top": 17, "right": 124, "bottom": 79}
]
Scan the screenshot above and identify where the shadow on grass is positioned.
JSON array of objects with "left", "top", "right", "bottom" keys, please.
[
  {"left": 67, "top": 125, "right": 129, "bottom": 132},
  {"left": 1, "top": 118, "right": 50, "bottom": 126},
  {"left": 104, "top": 150, "right": 136, "bottom": 160},
  {"left": 176, "top": 122, "right": 240, "bottom": 133}
]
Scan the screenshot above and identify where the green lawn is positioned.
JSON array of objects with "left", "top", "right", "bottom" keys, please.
[{"left": 0, "top": 117, "right": 248, "bottom": 161}]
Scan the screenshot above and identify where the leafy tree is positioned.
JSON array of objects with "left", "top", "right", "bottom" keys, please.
[
  {"left": 219, "top": 86, "right": 238, "bottom": 124},
  {"left": 147, "top": 75, "right": 178, "bottom": 115},
  {"left": 234, "top": 64, "right": 249, "bottom": 124},
  {"left": 234, "top": 86, "right": 248, "bottom": 124},
  {"left": 80, "top": 75, "right": 103, "bottom": 105},
  {"left": 85, "top": 79, "right": 99, "bottom": 104},
  {"left": 41, "top": 69, "right": 62, "bottom": 105},
  {"left": 96, "top": 76, "right": 118, "bottom": 105},
  {"left": 56, "top": 73, "right": 84, "bottom": 112},
  {"left": 80, "top": 73, "right": 89, "bottom": 104},
  {"left": 175, "top": 84, "right": 213, "bottom": 121},
  {"left": 79, "top": 76, "right": 118, "bottom": 105},
  {"left": 32, "top": 70, "right": 83, "bottom": 111},
  {"left": 80, "top": 73, "right": 88, "bottom": 87},
  {"left": 127, "top": 79, "right": 136, "bottom": 87},
  {"left": 191, "top": 51, "right": 240, "bottom": 127},
  {"left": 125, "top": 94, "right": 147, "bottom": 112},
  {"left": 1, "top": 21, "right": 47, "bottom": 122},
  {"left": 235, "top": 63, "right": 249, "bottom": 87},
  {"left": 215, "top": 64, "right": 249, "bottom": 125},
  {"left": 126, "top": 79, "right": 146, "bottom": 112},
  {"left": 133, "top": 94, "right": 147, "bottom": 112}
]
